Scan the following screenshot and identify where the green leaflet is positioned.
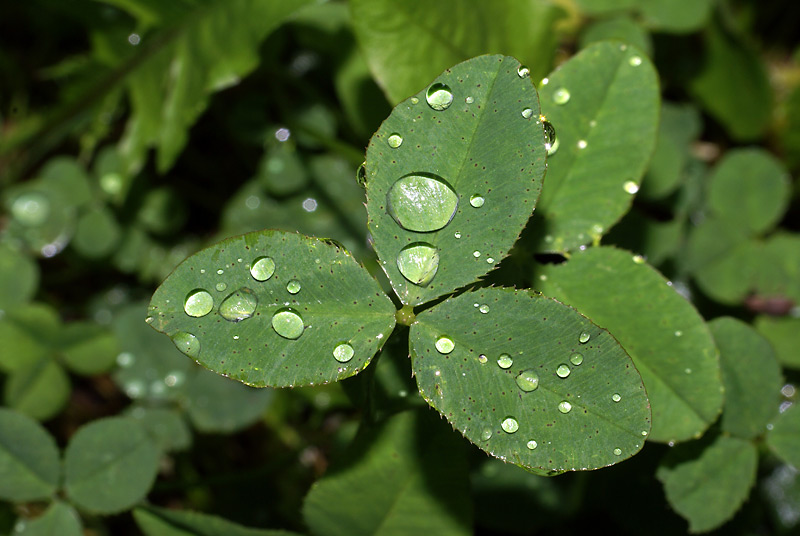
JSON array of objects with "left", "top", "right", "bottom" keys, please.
[
  {"left": 0, "top": 408, "right": 60, "bottom": 502},
  {"left": 410, "top": 287, "right": 650, "bottom": 473},
  {"left": 365, "top": 54, "right": 547, "bottom": 305},
  {"left": 134, "top": 505, "right": 303, "bottom": 536},
  {"left": 14, "top": 502, "right": 82, "bottom": 536},
  {"left": 766, "top": 404, "right": 800, "bottom": 469},
  {"left": 147, "top": 230, "right": 396, "bottom": 388}
]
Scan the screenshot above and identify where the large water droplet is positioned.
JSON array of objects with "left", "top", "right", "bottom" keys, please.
[
  {"left": 397, "top": 243, "right": 439, "bottom": 286},
  {"left": 250, "top": 257, "right": 275, "bottom": 281},
  {"left": 184, "top": 290, "right": 213, "bottom": 318},
  {"left": 517, "top": 65, "right": 530, "bottom": 78},
  {"left": 501, "top": 417, "right": 519, "bottom": 433},
  {"left": 272, "top": 308, "right": 304, "bottom": 339},
  {"left": 543, "top": 121, "right": 559, "bottom": 156},
  {"left": 219, "top": 288, "right": 258, "bottom": 322},
  {"left": 172, "top": 332, "right": 200, "bottom": 358},
  {"left": 12, "top": 192, "right": 50, "bottom": 226},
  {"left": 612, "top": 393, "right": 622, "bottom": 402},
  {"left": 497, "top": 354, "right": 513, "bottom": 369},
  {"left": 558, "top": 401, "right": 572, "bottom": 413},
  {"left": 570, "top": 353, "right": 583, "bottom": 366},
  {"left": 579, "top": 331, "right": 590, "bottom": 344},
  {"left": 286, "top": 280, "right": 301, "bottom": 294},
  {"left": 386, "top": 174, "right": 458, "bottom": 232},
  {"left": 515, "top": 370, "right": 539, "bottom": 392},
  {"left": 553, "top": 88, "right": 570, "bottom": 105},
  {"left": 356, "top": 162, "right": 367, "bottom": 188},
  {"left": 426, "top": 83, "right": 453, "bottom": 111},
  {"left": 333, "top": 343, "right": 354, "bottom": 363},
  {"left": 481, "top": 428, "right": 492, "bottom": 441},
  {"left": 556, "top": 364, "right": 571, "bottom": 378},
  {"left": 435, "top": 336, "right": 455, "bottom": 354},
  {"left": 387, "top": 133, "right": 403, "bottom": 148},
  {"left": 469, "top": 194, "right": 485, "bottom": 208},
  {"left": 526, "top": 440, "right": 538, "bottom": 450},
  {"left": 521, "top": 108, "right": 534, "bottom": 119},
  {"left": 624, "top": 180, "right": 639, "bottom": 194}
]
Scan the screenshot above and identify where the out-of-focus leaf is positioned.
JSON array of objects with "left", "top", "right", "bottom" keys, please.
[
  {"left": 638, "top": 0, "right": 714, "bottom": 33},
  {"left": 0, "top": 408, "right": 60, "bottom": 502},
  {"left": 755, "top": 316, "right": 800, "bottom": 370},
  {"left": 580, "top": 16, "right": 653, "bottom": 57},
  {"left": 126, "top": 406, "right": 192, "bottom": 453},
  {"left": 72, "top": 205, "right": 121, "bottom": 258},
  {"left": 0, "top": 303, "right": 60, "bottom": 372},
  {"left": 134, "top": 505, "right": 304, "bottom": 536},
  {"left": 0, "top": 242, "right": 39, "bottom": 309},
  {"left": 606, "top": 209, "right": 684, "bottom": 267},
  {"left": 767, "top": 404, "right": 800, "bottom": 469},
  {"left": 4, "top": 357, "right": 70, "bottom": 421},
  {"left": 60, "top": 321, "right": 119, "bottom": 375},
  {"left": 14, "top": 502, "right": 82, "bottom": 536}
]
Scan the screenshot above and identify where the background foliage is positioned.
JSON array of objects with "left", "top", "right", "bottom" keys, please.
[{"left": 1, "top": 0, "right": 799, "bottom": 534}]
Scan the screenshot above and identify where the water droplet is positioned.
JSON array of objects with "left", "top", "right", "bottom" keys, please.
[
  {"left": 674, "top": 330, "right": 683, "bottom": 337},
  {"left": 356, "top": 162, "right": 367, "bottom": 188},
  {"left": 469, "top": 194, "right": 485, "bottom": 208},
  {"left": 387, "top": 133, "right": 403, "bottom": 148},
  {"left": 556, "top": 364, "right": 571, "bottom": 378},
  {"left": 612, "top": 393, "right": 622, "bottom": 402},
  {"left": 272, "top": 308, "right": 304, "bottom": 339},
  {"left": 482, "top": 428, "right": 492, "bottom": 441},
  {"left": 518, "top": 65, "right": 530, "bottom": 78},
  {"left": 526, "top": 440, "right": 538, "bottom": 450},
  {"left": 215, "top": 282, "right": 227, "bottom": 292},
  {"left": 629, "top": 56, "right": 642, "bottom": 67},
  {"left": 479, "top": 304, "right": 490, "bottom": 314},
  {"left": 435, "top": 336, "right": 455, "bottom": 354},
  {"left": 478, "top": 354, "right": 488, "bottom": 364},
  {"left": 497, "top": 354, "right": 513, "bottom": 369},
  {"left": 521, "top": 108, "right": 534, "bottom": 119},
  {"left": 172, "top": 331, "right": 200, "bottom": 358},
  {"left": 624, "top": 180, "right": 639, "bottom": 194},
  {"left": 411, "top": 97, "right": 419, "bottom": 104},
  {"left": 333, "top": 343, "right": 354, "bottom": 363},
  {"left": 454, "top": 231, "right": 461, "bottom": 239},
  {"left": 250, "top": 257, "right": 275, "bottom": 281},
  {"left": 685, "top": 368, "right": 692, "bottom": 374},
  {"left": 426, "top": 83, "right": 453, "bottom": 111},
  {"left": 11, "top": 192, "right": 50, "bottom": 226},
  {"left": 543, "top": 121, "right": 559, "bottom": 156},
  {"left": 219, "top": 288, "right": 258, "bottom": 322},
  {"left": 397, "top": 242, "right": 439, "bottom": 286},
  {"left": 216, "top": 269, "right": 224, "bottom": 275},
  {"left": 558, "top": 401, "right": 572, "bottom": 413},
  {"left": 577, "top": 139, "right": 588, "bottom": 149},
  {"left": 541, "top": 77, "right": 550, "bottom": 85},
  {"left": 501, "top": 417, "right": 519, "bottom": 433},
  {"left": 515, "top": 370, "right": 539, "bottom": 392},
  {"left": 184, "top": 290, "right": 213, "bottom": 317},
  {"left": 579, "top": 332, "right": 590, "bottom": 344},
  {"left": 553, "top": 88, "right": 570, "bottom": 104},
  {"left": 286, "top": 279, "right": 301, "bottom": 294},
  {"left": 570, "top": 353, "right": 583, "bottom": 366},
  {"left": 465, "top": 96, "right": 474, "bottom": 104},
  {"left": 613, "top": 448, "right": 622, "bottom": 456},
  {"left": 632, "top": 254, "right": 645, "bottom": 264},
  {"left": 486, "top": 257, "right": 495, "bottom": 264},
  {"left": 387, "top": 174, "right": 458, "bottom": 232}
]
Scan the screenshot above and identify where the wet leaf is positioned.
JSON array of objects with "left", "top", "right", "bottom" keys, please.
[{"left": 0, "top": 408, "right": 60, "bottom": 502}]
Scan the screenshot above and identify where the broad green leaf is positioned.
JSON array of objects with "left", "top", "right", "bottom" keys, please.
[
  {"left": 0, "top": 241, "right": 39, "bottom": 309},
  {"left": 640, "top": 102, "right": 702, "bottom": 200},
  {"left": 37, "top": 157, "right": 92, "bottom": 208},
  {"left": 5, "top": 357, "right": 70, "bottom": 421},
  {"left": 0, "top": 408, "right": 60, "bottom": 502},
  {"left": 350, "top": 0, "right": 564, "bottom": 104},
  {"left": 707, "top": 149, "right": 790, "bottom": 235},
  {"left": 580, "top": 15, "right": 653, "bottom": 57},
  {"left": 536, "top": 247, "right": 723, "bottom": 443},
  {"left": 574, "top": 0, "right": 637, "bottom": 15},
  {"left": 60, "top": 322, "right": 119, "bottom": 375},
  {"left": 688, "top": 20, "right": 772, "bottom": 141},
  {"left": 709, "top": 317, "right": 782, "bottom": 439},
  {"left": 257, "top": 146, "right": 309, "bottom": 197},
  {"left": 638, "top": 0, "right": 713, "bottom": 33},
  {"left": 134, "top": 505, "right": 304, "bottom": 536},
  {"left": 183, "top": 367, "right": 272, "bottom": 433},
  {"left": 657, "top": 436, "right": 758, "bottom": 532},
  {"left": 410, "top": 286, "right": 650, "bottom": 473},
  {"left": 72, "top": 205, "right": 121, "bottom": 258},
  {"left": 303, "top": 409, "right": 471, "bottom": 536},
  {"left": 148, "top": 230, "right": 396, "bottom": 388},
  {"left": 15, "top": 502, "right": 82, "bottom": 536},
  {"left": 136, "top": 187, "right": 187, "bottom": 236},
  {"left": 0, "top": 303, "right": 60, "bottom": 372},
  {"left": 755, "top": 316, "right": 800, "bottom": 370},
  {"left": 767, "top": 404, "right": 800, "bottom": 469},
  {"left": 64, "top": 416, "right": 160, "bottom": 514},
  {"left": 126, "top": 406, "right": 192, "bottom": 453},
  {"left": 753, "top": 233, "right": 800, "bottom": 302},
  {"left": 365, "top": 55, "right": 547, "bottom": 306},
  {"left": 534, "top": 42, "right": 659, "bottom": 253}
]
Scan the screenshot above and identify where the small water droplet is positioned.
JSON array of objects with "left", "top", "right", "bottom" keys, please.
[
  {"left": 172, "top": 331, "right": 200, "bottom": 358},
  {"left": 624, "top": 180, "right": 639, "bottom": 194},
  {"left": 570, "top": 353, "right": 583, "bottom": 366},
  {"left": 613, "top": 448, "right": 622, "bottom": 456},
  {"left": 435, "top": 336, "right": 455, "bottom": 354},
  {"left": 272, "top": 308, "right": 304, "bottom": 339},
  {"left": 387, "top": 174, "right": 458, "bottom": 232},
  {"left": 397, "top": 242, "right": 440, "bottom": 286},
  {"left": 685, "top": 368, "right": 692, "bottom": 374},
  {"left": 674, "top": 330, "right": 682, "bottom": 337},
  {"left": 526, "top": 440, "right": 538, "bottom": 450},
  {"left": 501, "top": 417, "right": 519, "bottom": 433},
  {"left": 497, "top": 354, "right": 513, "bottom": 369},
  {"left": 387, "top": 133, "right": 403, "bottom": 148},
  {"left": 410, "top": 97, "right": 419, "bottom": 104},
  {"left": 11, "top": 192, "right": 50, "bottom": 226},
  {"left": 478, "top": 354, "right": 488, "bottom": 364},
  {"left": 579, "top": 332, "right": 590, "bottom": 344},
  {"left": 333, "top": 343, "right": 354, "bottom": 363},
  {"left": 629, "top": 56, "right": 642, "bottom": 67},
  {"left": 577, "top": 139, "right": 588, "bottom": 149},
  {"left": 632, "top": 254, "right": 645, "bottom": 264},
  {"left": 454, "top": 231, "right": 461, "bottom": 239},
  {"left": 558, "top": 401, "right": 572, "bottom": 413},
  {"left": 469, "top": 194, "right": 485, "bottom": 208},
  {"left": 465, "top": 96, "right": 474, "bottom": 104},
  {"left": 479, "top": 304, "right": 490, "bottom": 314},
  {"left": 515, "top": 370, "right": 539, "bottom": 392},
  {"left": 521, "top": 108, "right": 534, "bottom": 119},
  {"left": 556, "top": 364, "right": 571, "bottom": 378},
  {"left": 215, "top": 282, "right": 227, "bottom": 292},
  {"left": 518, "top": 65, "right": 530, "bottom": 78},
  {"left": 553, "top": 88, "right": 570, "bottom": 105},
  {"left": 286, "top": 279, "right": 301, "bottom": 294},
  {"left": 642, "top": 430, "right": 648, "bottom": 436},
  {"left": 219, "top": 288, "right": 258, "bottom": 322},
  {"left": 482, "top": 428, "right": 492, "bottom": 441},
  {"left": 184, "top": 289, "right": 213, "bottom": 317},
  {"left": 543, "top": 121, "right": 559, "bottom": 155},
  {"left": 612, "top": 393, "right": 622, "bottom": 402},
  {"left": 250, "top": 257, "right": 276, "bottom": 281},
  {"left": 486, "top": 257, "right": 495, "bottom": 264},
  {"left": 216, "top": 269, "right": 224, "bottom": 275},
  {"left": 426, "top": 83, "right": 453, "bottom": 111}
]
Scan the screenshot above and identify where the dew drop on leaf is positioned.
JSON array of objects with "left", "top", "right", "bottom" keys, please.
[
  {"left": 623, "top": 180, "right": 639, "bottom": 194},
  {"left": 184, "top": 289, "right": 213, "bottom": 317},
  {"left": 613, "top": 448, "right": 622, "bottom": 456},
  {"left": 553, "top": 88, "right": 570, "bottom": 105},
  {"left": 386, "top": 174, "right": 458, "bottom": 232},
  {"left": 478, "top": 354, "right": 488, "bottom": 364},
  {"left": 629, "top": 56, "right": 642, "bottom": 67},
  {"left": 219, "top": 288, "right": 258, "bottom": 322},
  {"left": 478, "top": 304, "right": 490, "bottom": 314},
  {"left": 577, "top": 139, "right": 588, "bottom": 149},
  {"left": 215, "top": 282, "right": 227, "bottom": 292},
  {"left": 286, "top": 279, "right": 301, "bottom": 294},
  {"left": 397, "top": 242, "right": 440, "bottom": 286},
  {"left": 497, "top": 354, "right": 513, "bottom": 369},
  {"left": 387, "top": 133, "right": 403, "bottom": 148},
  {"left": 250, "top": 256, "right": 275, "bottom": 281},
  {"left": 481, "top": 428, "right": 492, "bottom": 441},
  {"left": 527, "top": 440, "right": 538, "bottom": 450},
  {"left": 172, "top": 331, "right": 200, "bottom": 358},
  {"left": 612, "top": 393, "right": 622, "bottom": 402},
  {"left": 473, "top": 250, "right": 481, "bottom": 258},
  {"left": 272, "top": 308, "right": 304, "bottom": 340},
  {"left": 579, "top": 331, "right": 591, "bottom": 343},
  {"left": 570, "top": 353, "right": 583, "bottom": 366},
  {"left": 544, "top": 121, "right": 559, "bottom": 156},
  {"left": 558, "top": 401, "right": 572, "bottom": 413},
  {"left": 517, "top": 65, "right": 530, "bottom": 78},
  {"left": 435, "top": 336, "right": 455, "bottom": 354},
  {"left": 556, "top": 364, "right": 571, "bottom": 378},
  {"left": 521, "top": 108, "right": 534, "bottom": 119},
  {"left": 465, "top": 96, "right": 474, "bottom": 104},
  {"left": 469, "top": 194, "right": 485, "bottom": 208},
  {"left": 333, "top": 343, "right": 354, "bottom": 363},
  {"left": 426, "top": 82, "right": 453, "bottom": 111},
  {"left": 501, "top": 417, "right": 519, "bottom": 433},
  {"left": 515, "top": 370, "right": 539, "bottom": 392}
]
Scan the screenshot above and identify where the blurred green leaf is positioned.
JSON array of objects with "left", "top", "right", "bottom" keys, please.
[
  {"left": 72, "top": 205, "right": 122, "bottom": 258},
  {"left": 536, "top": 247, "right": 722, "bottom": 443},
  {"left": 574, "top": 0, "right": 637, "bottom": 15},
  {"left": 15, "top": 502, "right": 82, "bottom": 536},
  {"left": 534, "top": 42, "right": 659, "bottom": 252},
  {"left": 126, "top": 406, "right": 192, "bottom": 452},
  {"left": 365, "top": 55, "right": 546, "bottom": 305},
  {"left": 755, "top": 316, "right": 800, "bottom": 370},
  {"left": 0, "top": 408, "right": 60, "bottom": 502},
  {"left": 709, "top": 317, "right": 782, "bottom": 439},
  {"left": 766, "top": 404, "right": 800, "bottom": 469},
  {"left": 64, "top": 416, "right": 160, "bottom": 514},
  {"left": 0, "top": 242, "right": 39, "bottom": 309},
  {"left": 0, "top": 303, "right": 60, "bottom": 373},
  {"left": 411, "top": 286, "right": 650, "bottom": 472},
  {"left": 134, "top": 505, "right": 304, "bottom": 536},
  {"left": 5, "top": 357, "right": 70, "bottom": 421},
  {"left": 60, "top": 321, "right": 119, "bottom": 375},
  {"left": 605, "top": 209, "right": 684, "bottom": 266},
  {"left": 638, "top": 0, "right": 713, "bottom": 33},
  {"left": 580, "top": 16, "right": 653, "bottom": 57},
  {"left": 303, "top": 409, "right": 471, "bottom": 536},
  {"left": 257, "top": 146, "right": 309, "bottom": 197}
]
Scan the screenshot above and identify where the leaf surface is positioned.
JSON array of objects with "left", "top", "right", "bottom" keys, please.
[
  {"left": 5, "top": 357, "right": 70, "bottom": 422},
  {"left": 15, "top": 502, "right": 82, "bottom": 536},
  {"left": 133, "top": 505, "right": 303, "bottom": 536},
  {"left": 755, "top": 316, "right": 800, "bottom": 370},
  {"left": 0, "top": 408, "right": 60, "bottom": 502},
  {"left": 767, "top": 404, "right": 800, "bottom": 469}
]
